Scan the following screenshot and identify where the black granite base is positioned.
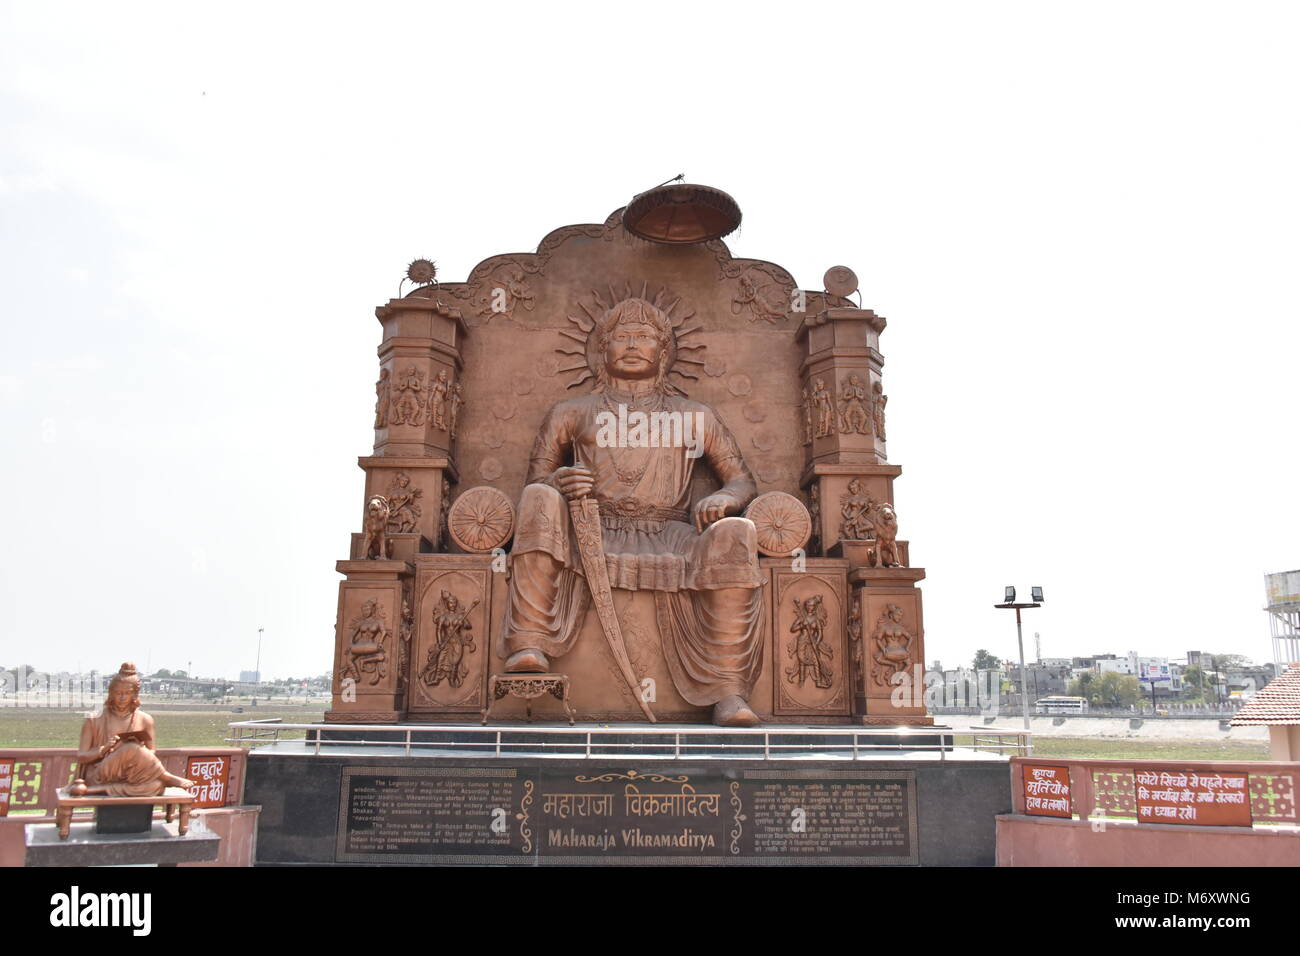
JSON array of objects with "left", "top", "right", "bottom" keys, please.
[
  {"left": 247, "top": 750, "right": 1011, "bottom": 866},
  {"left": 25, "top": 823, "right": 221, "bottom": 867}
]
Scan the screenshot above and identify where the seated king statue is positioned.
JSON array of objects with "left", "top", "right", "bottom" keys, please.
[{"left": 501, "top": 296, "right": 765, "bottom": 726}]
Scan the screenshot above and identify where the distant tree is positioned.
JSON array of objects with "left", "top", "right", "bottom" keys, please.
[
  {"left": 151, "top": 669, "right": 173, "bottom": 679},
  {"left": 973, "top": 649, "right": 1001, "bottom": 670},
  {"left": 1095, "top": 672, "right": 1141, "bottom": 707},
  {"left": 1182, "top": 665, "right": 1206, "bottom": 690},
  {"left": 1067, "top": 672, "right": 1097, "bottom": 698}
]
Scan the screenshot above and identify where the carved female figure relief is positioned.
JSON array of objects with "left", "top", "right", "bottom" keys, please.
[
  {"left": 812, "top": 379, "right": 836, "bottom": 438},
  {"left": 374, "top": 367, "right": 391, "bottom": 429},
  {"left": 871, "top": 604, "right": 913, "bottom": 688},
  {"left": 384, "top": 472, "right": 423, "bottom": 534},
  {"left": 786, "top": 594, "right": 833, "bottom": 689},
  {"left": 398, "top": 589, "right": 413, "bottom": 690},
  {"left": 801, "top": 387, "right": 814, "bottom": 446},
  {"left": 872, "top": 382, "right": 887, "bottom": 441},
  {"left": 421, "top": 590, "right": 479, "bottom": 688},
  {"left": 808, "top": 485, "right": 821, "bottom": 551},
  {"left": 449, "top": 381, "right": 464, "bottom": 440},
  {"left": 429, "top": 370, "right": 450, "bottom": 430},
  {"left": 838, "top": 477, "right": 876, "bottom": 541},
  {"left": 847, "top": 594, "right": 863, "bottom": 693},
  {"left": 343, "top": 600, "right": 390, "bottom": 686}
]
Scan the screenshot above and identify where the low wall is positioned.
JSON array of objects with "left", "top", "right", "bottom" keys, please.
[
  {"left": 997, "top": 814, "right": 1300, "bottom": 866},
  {"left": 998, "top": 756, "right": 1299, "bottom": 867}
]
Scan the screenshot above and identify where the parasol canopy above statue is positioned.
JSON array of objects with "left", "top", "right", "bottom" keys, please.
[{"left": 622, "top": 182, "right": 742, "bottom": 244}]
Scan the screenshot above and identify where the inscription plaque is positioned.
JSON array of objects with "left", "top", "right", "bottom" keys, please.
[{"left": 336, "top": 765, "right": 917, "bottom": 865}]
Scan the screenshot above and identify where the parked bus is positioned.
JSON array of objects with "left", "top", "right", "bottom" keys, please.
[{"left": 1035, "top": 695, "right": 1089, "bottom": 715}]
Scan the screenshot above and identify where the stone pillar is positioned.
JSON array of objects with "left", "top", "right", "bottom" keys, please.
[
  {"left": 373, "top": 296, "right": 468, "bottom": 458},
  {"left": 327, "top": 560, "right": 413, "bottom": 723},
  {"left": 850, "top": 567, "right": 931, "bottom": 725},
  {"left": 796, "top": 307, "right": 887, "bottom": 467},
  {"left": 329, "top": 291, "right": 471, "bottom": 722}
]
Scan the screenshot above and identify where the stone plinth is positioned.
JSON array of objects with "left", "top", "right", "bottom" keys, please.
[
  {"left": 25, "top": 822, "right": 220, "bottom": 867},
  {"left": 246, "top": 737, "right": 1010, "bottom": 866}
]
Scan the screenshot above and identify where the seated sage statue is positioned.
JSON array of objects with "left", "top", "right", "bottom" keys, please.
[
  {"left": 500, "top": 296, "right": 764, "bottom": 726},
  {"left": 69, "top": 662, "right": 194, "bottom": 797}
]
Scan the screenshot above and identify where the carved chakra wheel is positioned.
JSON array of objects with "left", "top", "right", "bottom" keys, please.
[
  {"left": 447, "top": 486, "right": 516, "bottom": 553},
  {"left": 744, "top": 491, "right": 812, "bottom": 557}
]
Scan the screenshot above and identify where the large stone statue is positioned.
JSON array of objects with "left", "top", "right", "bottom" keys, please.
[
  {"left": 500, "top": 297, "right": 765, "bottom": 726},
  {"left": 69, "top": 662, "right": 194, "bottom": 797}
]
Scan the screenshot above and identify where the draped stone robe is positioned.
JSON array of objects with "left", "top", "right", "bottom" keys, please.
[
  {"left": 78, "top": 708, "right": 170, "bottom": 797},
  {"left": 501, "top": 387, "right": 765, "bottom": 706}
]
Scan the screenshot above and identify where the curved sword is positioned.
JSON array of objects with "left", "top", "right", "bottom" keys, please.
[{"left": 568, "top": 495, "right": 656, "bottom": 722}]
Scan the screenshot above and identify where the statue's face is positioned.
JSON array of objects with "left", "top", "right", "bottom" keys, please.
[
  {"left": 605, "top": 321, "right": 663, "bottom": 380},
  {"left": 107, "top": 680, "right": 139, "bottom": 715}
]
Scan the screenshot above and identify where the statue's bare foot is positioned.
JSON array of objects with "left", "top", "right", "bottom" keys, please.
[
  {"left": 713, "top": 696, "right": 759, "bottom": 727},
  {"left": 68, "top": 779, "right": 88, "bottom": 797},
  {"left": 505, "top": 649, "right": 549, "bottom": 673}
]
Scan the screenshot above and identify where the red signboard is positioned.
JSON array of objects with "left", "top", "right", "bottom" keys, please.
[
  {"left": 1021, "top": 764, "right": 1072, "bottom": 817},
  {"left": 185, "top": 755, "right": 231, "bottom": 809},
  {"left": 1135, "top": 769, "right": 1251, "bottom": 826},
  {"left": 0, "top": 759, "right": 12, "bottom": 817}
]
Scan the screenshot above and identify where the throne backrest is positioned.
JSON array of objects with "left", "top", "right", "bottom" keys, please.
[{"left": 427, "top": 211, "right": 851, "bottom": 513}]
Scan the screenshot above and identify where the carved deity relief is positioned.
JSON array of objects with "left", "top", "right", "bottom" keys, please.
[
  {"left": 786, "top": 594, "right": 833, "bottom": 689},
  {"left": 847, "top": 592, "right": 863, "bottom": 693},
  {"left": 342, "top": 599, "right": 390, "bottom": 686},
  {"left": 449, "top": 381, "right": 464, "bottom": 440},
  {"left": 397, "top": 587, "right": 414, "bottom": 691},
  {"left": 374, "top": 367, "right": 391, "bottom": 429},
  {"left": 811, "top": 379, "right": 836, "bottom": 438},
  {"left": 363, "top": 495, "right": 392, "bottom": 559},
  {"left": 801, "top": 387, "right": 814, "bottom": 446},
  {"left": 871, "top": 604, "right": 913, "bottom": 689},
  {"left": 475, "top": 264, "right": 535, "bottom": 320},
  {"left": 731, "top": 271, "right": 789, "bottom": 324},
  {"left": 838, "top": 374, "right": 872, "bottom": 435},
  {"left": 391, "top": 365, "right": 426, "bottom": 426},
  {"left": 438, "top": 479, "right": 452, "bottom": 550},
  {"left": 838, "top": 478, "right": 876, "bottom": 541},
  {"left": 384, "top": 472, "right": 423, "bottom": 534},
  {"left": 420, "top": 590, "right": 479, "bottom": 688},
  {"left": 870, "top": 501, "right": 902, "bottom": 568},
  {"left": 872, "top": 382, "right": 887, "bottom": 441},
  {"left": 429, "top": 369, "right": 450, "bottom": 430},
  {"left": 808, "top": 485, "right": 821, "bottom": 550}
]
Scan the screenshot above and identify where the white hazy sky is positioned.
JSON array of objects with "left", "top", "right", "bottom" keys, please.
[{"left": 2, "top": 3, "right": 1297, "bottom": 681}]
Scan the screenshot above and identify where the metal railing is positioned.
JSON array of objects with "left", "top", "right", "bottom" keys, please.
[{"left": 228, "top": 720, "right": 1032, "bottom": 761}]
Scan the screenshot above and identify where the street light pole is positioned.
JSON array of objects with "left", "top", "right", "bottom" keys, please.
[
  {"left": 995, "top": 587, "right": 1043, "bottom": 731},
  {"left": 253, "top": 626, "right": 264, "bottom": 706}
]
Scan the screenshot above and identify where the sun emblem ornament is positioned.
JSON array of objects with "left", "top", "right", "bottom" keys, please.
[{"left": 554, "top": 282, "right": 706, "bottom": 396}]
